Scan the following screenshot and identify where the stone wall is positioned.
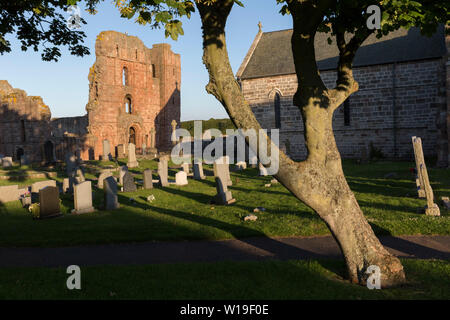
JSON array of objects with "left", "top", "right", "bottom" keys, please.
[
  {"left": 0, "top": 80, "right": 53, "bottom": 162},
  {"left": 241, "top": 58, "right": 448, "bottom": 161}
]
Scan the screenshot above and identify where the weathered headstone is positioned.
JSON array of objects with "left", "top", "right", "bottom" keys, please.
[
  {"left": 116, "top": 144, "right": 125, "bottom": 159},
  {"left": 411, "top": 136, "right": 440, "bottom": 216},
  {"left": 103, "top": 139, "right": 112, "bottom": 161},
  {"left": 72, "top": 181, "right": 95, "bottom": 214},
  {"left": 175, "top": 171, "right": 188, "bottom": 186},
  {"left": 62, "top": 178, "right": 70, "bottom": 193},
  {"left": 143, "top": 169, "right": 153, "bottom": 189},
  {"left": 127, "top": 143, "right": 139, "bottom": 168},
  {"left": 214, "top": 157, "right": 232, "bottom": 186},
  {"left": 158, "top": 157, "right": 169, "bottom": 187},
  {"left": 214, "top": 177, "right": 235, "bottom": 205},
  {"left": 122, "top": 172, "right": 137, "bottom": 192},
  {"left": 119, "top": 165, "right": 128, "bottom": 185},
  {"left": 39, "top": 186, "right": 62, "bottom": 218},
  {"left": 193, "top": 162, "right": 206, "bottom": 180},
  {"left": 0, "top": 185, "right": 19, "bottom": 203},
  {"left": 171, "top": 120, "right": 178, "bottom": 146},
  {"left": 104, "top": 176, "right": 119, "bottom": 210},
  {"left": 65, "top": 152, "right": 77, "bottom": 176},
  {"left": 2, "top": 157, "right": 13, "bottom": 168},
  {"left": 75, "top": 167, "right": 85, "bottom": 183},
  {"left": 31, "top": 180, "right": 57, "bottom": 193},
  {"left": 97, "top": 171, "right": 113, "bottom": 189}
]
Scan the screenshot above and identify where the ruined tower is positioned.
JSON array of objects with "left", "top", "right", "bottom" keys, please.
[{"left": 83, "top": 31, "right": 181, "bottom": 160}]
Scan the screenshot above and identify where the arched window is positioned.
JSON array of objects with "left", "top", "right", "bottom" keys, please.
[
  {"left": 129, "top": 127, "right": 136, "bottom": 145},
  {"left": 125, "top": 96, "right": 132, "bottom": 114},
  {"left": 274, "top": 92, "right": 281, "bottom": 129},
  {"left": 122, "top": 67, "right": 128, "bottom": 86},
  {"left": 116, "top": 45, "right": 119, "bottom": 56}
]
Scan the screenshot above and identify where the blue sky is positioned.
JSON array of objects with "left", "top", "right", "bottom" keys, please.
[{"left": 0, "top": 0, "right": 292, "bottom": 121}]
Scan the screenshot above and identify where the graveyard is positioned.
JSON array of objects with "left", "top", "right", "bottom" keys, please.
[{"left": 0, "top": 152, "right": 449, "bottom": 299}]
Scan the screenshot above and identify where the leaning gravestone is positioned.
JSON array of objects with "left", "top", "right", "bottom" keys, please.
[
  {"left": 65, "top": 152, "right": 77, "bottom": 176},
  {"left": 104, "top": 176, "right": 119, "bottom": 210},
  {"left": 72, "top": 181, "right": 94, "bottom": 214},
  {"left": 39, "top": 186, "right": 62, "bottom": 219},
  {"left": 193, "top": 162, "right": 206, "bottom": 180},
  {"left": 158, "top": 157, "right": 169, "bottom": 187},
  {"left": 2, "top": 157, "right": 13, "bottom": 168},
  {"left": 214, "top": 177, "right": 235, "bottom": 205},
  {"left": 103, "top": 139, "right": 112, "bottom": 161},
  {"left": 175, "top": 171, "right": 188, "bottom": 186},
  {"left": 412, "top": 137, "right": 426, "bottom": 198},
  {"left": 127, "top": 143, "right": 139, "bottom": 168},
  {"left": 0, "top": 185, "right": 19, "bottom": 203},
  {"left": 122, "top": 172, "right": 137, "bottom": 192},
  {"left": 214, "top": 158, "right": 232, "bottom": 187},
  {"left": 411, "top": 136, "right": 440, "bottom": 216},
  {"left": 119, "top": 165, "right": 128, "bottom": 185},
  {"left": 143, "top": 169, "right": 153, "bottom": 189},
  {"left": 97, "top": 171, "right": 113, "bottom": 189}
]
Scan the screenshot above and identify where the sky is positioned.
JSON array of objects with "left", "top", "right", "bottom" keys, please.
[{"left": 0, "top": 1, "right": 293, "bottom": 121}]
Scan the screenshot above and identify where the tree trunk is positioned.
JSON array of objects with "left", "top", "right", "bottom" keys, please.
[{"left": 196, "top": 0, "right": 406, "bottom": 287}]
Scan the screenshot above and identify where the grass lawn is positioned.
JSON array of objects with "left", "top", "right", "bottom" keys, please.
[
  {"left": 0, "top": 159, "right": 448, "bottom": 247},
  {"left": 0, "top": 259, "right": 448, "bottom": 299}
]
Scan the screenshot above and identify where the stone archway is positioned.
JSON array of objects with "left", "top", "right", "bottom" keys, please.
[{"left": 129, "top": 127, "right": 136, "bottom": 145}]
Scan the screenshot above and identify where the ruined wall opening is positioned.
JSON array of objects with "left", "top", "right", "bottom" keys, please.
[
  {"left": 122, "top": 67, "right": 128, "bottom": 86},
  {"left": 152, "top": 64, "right": 156, "bottom": 77},
  {"left": 129, "top": 127, "right": 136, "bottom": 145},
  {"left": 125, "top": 95, "right": 132, "bottom": 114}
]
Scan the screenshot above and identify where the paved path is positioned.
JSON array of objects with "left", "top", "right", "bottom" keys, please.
[{"left": 0, "top": 235, "right": 448, "bottom": 267}]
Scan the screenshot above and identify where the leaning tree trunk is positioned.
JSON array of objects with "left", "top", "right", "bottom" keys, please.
[{"left": 196, "top": 0, "right": 405, "bottom": 287}]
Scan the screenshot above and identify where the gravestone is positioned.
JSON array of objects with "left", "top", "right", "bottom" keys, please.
[
  {"left": 72, "top": 181, "right": 95, "bottom": 214},
  {"left": 157, "top": 158, "right": 169, "bottom": 187},
  {"left": 39, "top": 186, "right": 62, "bottom": 218},
  {"left": 97, "top": 171, "right": 113, "bottom": 189},
  {"left": 193, "top": 162, "right": 206, "bottom": 180},
  {"left": 142, "top": 143, "right": 147, "bottom": 155},
  {"left": 175, "top": 171, "right": 188, "bottom": 186},
  {"left": 411, "top": 136, "right": 440, "bottom": 216},
  {"left": 119, "top": 165, "right": 128, "bottom": 185},
  {"left": 116, "top": 144, "right": 125, "bottom": 159},
  {"left": 31, "top": 180, "right": 57, "bottom": 193},
  {"left": 0, "top": 185, "right": 19, "bottom": 203},
  {"left": 62, "top": 178, "right": 70, "bottom": 193},
  {"left": 259, "top": 163, "right": 268, "bottom": 176},
  {"left": 143, "top": 169, "right": 153, "bottom": 189},
  {"left": 214, "top": 158, "right": 232, "bottom": 187},
  {"left": 127, "top": 143, "right": 139, "bottom": 168},
  {"left": 104, "top": 176, "right": 119, "bottom": 210},
  {"left": 2, "top": 157, "right": 13, "bottom": 168},
  {"left": 65, "top": 152, "right": 77, "bottom": 176},
  {"left": 214, "top": 177, "right": 235, "bottom": 205},
  {"left": 122, "top": 172, "right": 137, "bottom": 192},
  {"left": 103, "top": 139, "right": 112, "bottom": 161}
]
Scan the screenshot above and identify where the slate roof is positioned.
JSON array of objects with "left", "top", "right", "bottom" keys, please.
[{"left": 238, "top": 26, "right": 446, "bottom": 80}]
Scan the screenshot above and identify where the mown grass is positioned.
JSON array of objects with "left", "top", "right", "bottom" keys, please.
[
  {"left": 0, "top": 259, "right": 448, "bottom": 299},
  {"left": 0, "top": 159, "right": 448, "bottom": 247}
]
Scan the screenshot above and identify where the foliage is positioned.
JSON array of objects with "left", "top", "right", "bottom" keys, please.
[
  {"left": 0, "top": 1, "right": 90, "bottom": 61},
  {"left": 180, "top": 118, "right": 236, "bottom": 136}
]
